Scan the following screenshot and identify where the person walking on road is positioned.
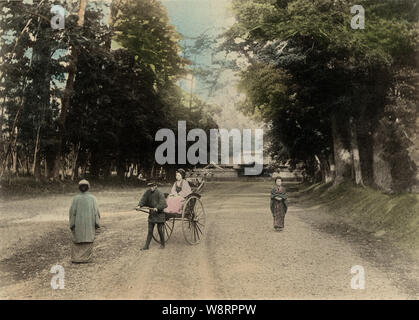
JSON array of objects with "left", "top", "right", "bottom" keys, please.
[
  {"left": 69, "top": 179, "right": 101, "bottom": 263},
  {"left": 136, "top": 182, "right": 168, "bottom": 250},
  {"left": 270, "top": 177, "right": 288, "bottom": 232}
]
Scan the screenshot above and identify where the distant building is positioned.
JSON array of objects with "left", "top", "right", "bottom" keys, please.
[
  {"left": 193, "top": 163, "right": 238, "bottom": 180},
  {"left": 271, "top": 164, "right": 304, "bottom": 183}
]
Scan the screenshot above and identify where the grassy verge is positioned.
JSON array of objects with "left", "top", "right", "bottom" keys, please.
[
  {"left": 0, "top": 177, "right": 170, "bottom": 200},
  {"left": 300, "top": 182, "right": 419, "bottom": 253}
]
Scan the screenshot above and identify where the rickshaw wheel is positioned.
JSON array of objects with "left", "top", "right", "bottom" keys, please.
[
  {"left": 152, "top": 217, "right": 175, "bottom": 244},
  {"left": 181, "top": 195, "right": 206, "bottom": 245}
]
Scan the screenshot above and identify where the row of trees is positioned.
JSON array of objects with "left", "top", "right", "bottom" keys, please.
[
  {"left": 0, "top": 0, "right": 219, "bottom": 181},
  {"left": 222, "top": 0, "right": 418, "bottom": 192}
]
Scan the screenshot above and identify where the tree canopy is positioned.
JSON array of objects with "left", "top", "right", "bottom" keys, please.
[
  {"left": 0, "top": 0, "right": 218, "bottom": 181},
  {"left": 222, "top": 0, "right": 418, "bottom": 191}
]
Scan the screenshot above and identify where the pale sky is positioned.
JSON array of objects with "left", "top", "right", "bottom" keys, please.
[
  {"left": 160, "top": 0, "right": 262, "bottom": 130},
  {"left": 8, "top": 0, "right": 261, "bottom": 130}
]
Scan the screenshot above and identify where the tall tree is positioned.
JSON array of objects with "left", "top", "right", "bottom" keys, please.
[
  {"left": 222, "top": 0, "right": 418, "bottom": 189},
  {"left": 53, "top": 0, "right": 88, "bottom": 180}
]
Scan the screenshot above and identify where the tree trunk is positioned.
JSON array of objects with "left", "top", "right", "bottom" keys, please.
[
  {"left": 328, "top": 153, "right": 336, "bottom": 182},
  {"left": 331, "top": 114, "right": 352, "bottom": 186},
  {"left": 33, "top": 156, "right": 41, "bottom": 181},
  {"left": 116, "top": 160, "right": 126, "bottom": 179},
  {"left": 73, "top": 162, "right": 80, "bottom": 180},
  {"left": 349, "top": 117, "right": 364, "bottom": 186},
  {"left": 0, "top": 3, "right": 44, "bottom": 177},
  {"left": 26, "top": 154, "right": 30, "bottom": 175},
  {"left": 45, "top": 151, "right": 56, "bottom": 180},
  {"left": 10, "top": 124, "right": 20, "bottom": 175},
  {"left": 11, "top": 145, "right": 18, "bottom": 175},
  {"left": 53, "top": 0, "right": 88, "bottom": 180},
  {"left": 357, "top": 115, "right": 374, "bottom": 186},
  {"left": 32, "top": 124, "right": 41, "bottom": 178},
  {"left": 0, "top": 99, "right": 5, "bottom": 165},
  {"left": 150, "top": 162, "right": 156, "bottom": 179},
  {"left": 3, "top": 96, "right": 24, "bottom": 175},
  {"left": 103, "top": 162, "right": 112, "bottom": 178},
  {"left": 89, "top": 154, "right": 100, "bottom": 178},
  {"left": 317, "top": 155, "right": 333, "bottom": 184},
  {"left": 17, "top": 156, "right": 23, "bottom": 176},
  {"left": 106, "top": 0, "right": 121, "bottom": 50},
  {"left": 372, "top": 123, "right": 393, "bottom": 192},
  {"left": 31, "top": 22, "right": 51, "bottom": 179},
  {"left": 129, "top": 164, "right": 134, "bottom": 178},
  {"left": 71, "top": 142, "right": 81, "bottom": 181}
]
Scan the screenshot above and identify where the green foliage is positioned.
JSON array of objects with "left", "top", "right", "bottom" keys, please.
[
  {"left": 0, "top": 0, "right": 218, "bottom": 180},
  {"left": 375, "top": 68, "right": 418, "bottom": 192},
  {"left": 223, "top": 0, "right": 418, "bottom": 189},
  {"left": 113, "top": 0, "right": 188, "bottom": 87},
  {"left": 65, "top": 0, "right": 218, "bottom": 177},
  {"left": 0, "top": 0, "right": 64, "bottom": 173}
]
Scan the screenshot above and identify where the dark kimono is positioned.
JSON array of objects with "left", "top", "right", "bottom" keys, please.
[
  {"left": 138, "top": 189, "right": 167, "bottom": 223},
  {"left": 270, "top": 186, "right": 288, "bottom": 230}
]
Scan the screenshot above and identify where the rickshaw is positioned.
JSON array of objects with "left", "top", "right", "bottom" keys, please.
[{"left": 136, "top": 177, "right": 206, "bottom": 245}]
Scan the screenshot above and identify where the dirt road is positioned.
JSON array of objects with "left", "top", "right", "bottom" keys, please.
[{"left": 0, "top": 181, "right": 418, "bottom": 299}]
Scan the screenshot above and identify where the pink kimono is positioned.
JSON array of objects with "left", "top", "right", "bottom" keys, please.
[{"left": 165, "top": 179, "right": 192, "bottom": 214}]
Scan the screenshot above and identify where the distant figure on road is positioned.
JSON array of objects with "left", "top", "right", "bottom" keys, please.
[
  {"left": 166, "top": 168, "right": 192, "bottom": 214},
  {"left": 69, "top": 179, "right": 100, "bottom": 263},
  {"left": 270, "top": 177, "right": 288, "bottom": 232},
  {"left": 136, "top": 182, "right": 168, "bottom": 250}
]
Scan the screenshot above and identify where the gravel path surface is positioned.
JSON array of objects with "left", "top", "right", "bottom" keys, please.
[{"left": 0, "top": 181, "right": 417, "bottom": 299}]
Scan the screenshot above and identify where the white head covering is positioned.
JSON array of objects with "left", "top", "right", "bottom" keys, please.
[{"left": 78, "top": 179, "right": 90, "bottom": 187}]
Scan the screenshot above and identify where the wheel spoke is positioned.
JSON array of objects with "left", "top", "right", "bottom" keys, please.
[
  {"left": 195, "top": 220, "right": 205, "bottom": 227},
  {"left": 182, "top": 196, "right": 205, "bottom": 245},
  {"left": 152, "top": 218, "right": 174, "bottom": 244},
  {"left": 195, "top": 222, "right": 203, "bottom": 236},
  {"left": 192, "top": 226, "right": 196, "bottom": 242},
  {"left": 166, "top": 221, "right": 173, "bottom": 233},
  {"left": 194, "top": 224, "right": 201, "bottom": 240},
  {"left": 188, "top": 221, "right": 194, "bottom": 242}
]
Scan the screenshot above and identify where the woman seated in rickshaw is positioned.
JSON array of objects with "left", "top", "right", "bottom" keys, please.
[{"left": 165, "top": 168, "right": 192, "bottom": 214}]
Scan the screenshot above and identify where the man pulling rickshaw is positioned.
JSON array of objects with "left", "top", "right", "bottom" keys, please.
[
  {"left": 136, "top": 182, "right": 168, "bottom": 250},
  {"left": 136, "top": 168, "right": 206, "bottom": 247}
]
